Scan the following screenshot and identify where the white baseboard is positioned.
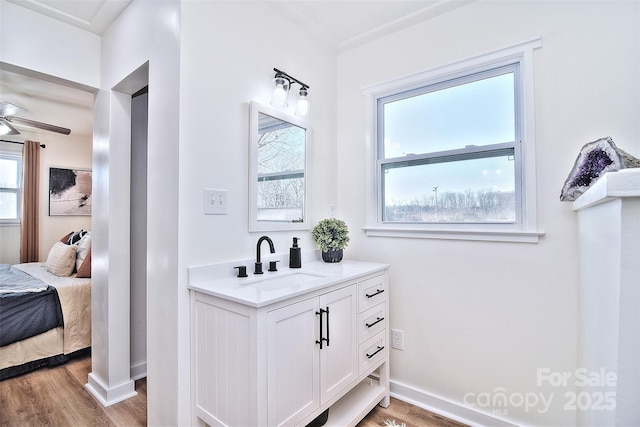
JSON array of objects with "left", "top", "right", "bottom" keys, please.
[
  {"left": 390, "top": 380, "right": 518, "bottom": 427},
  {"left": 86, "top": 372, "right": 138, "bottom": 407},
  {"left": 130, "top": 361, "right": 147, "bottom": 380}
]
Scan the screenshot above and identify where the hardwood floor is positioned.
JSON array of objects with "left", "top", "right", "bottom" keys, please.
[
  {"left": 0, "top": 356, "right": 146, "bottom": 427},
  {"left": 0, "top": 355, "right": 466, "bottom": 427},
  {"left": 356, "top": 398, "right": 468, "bottom": 427}
]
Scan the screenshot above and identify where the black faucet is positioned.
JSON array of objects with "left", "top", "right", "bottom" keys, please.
[{"left": 255, "top": 235, "right": 275, "bottom": 274}]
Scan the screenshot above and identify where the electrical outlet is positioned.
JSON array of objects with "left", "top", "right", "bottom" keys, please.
[
  {"left": 391, "top": 329, "right": 404, "bottom": 350},
  {"left": 204, "top": 188, "right": 227, "bottom": 215}
]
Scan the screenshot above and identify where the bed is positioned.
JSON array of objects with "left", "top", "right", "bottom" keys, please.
[{"left": 0, "top": 231, "right": 92, "bottom": 380}]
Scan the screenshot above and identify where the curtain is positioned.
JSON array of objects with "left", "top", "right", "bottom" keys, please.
[{"left": 20, "top": 140, "right": 40, "bottom": 263}]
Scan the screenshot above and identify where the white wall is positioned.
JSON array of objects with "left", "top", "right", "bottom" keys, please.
[
  {"left": 337, "top": 1, "right": 640, "bottom": 426},
  {"left": 130, "top": 90, "right": 148, "bottom": 379},
  {"left": 0, "top": 0, "right": 100, "bottom": 88},
  {"left": 96, "top": 0, "right": 181, "bottom": 422},
  {"left": 179, "top": 1, "right": 337, "bottom": 267}
]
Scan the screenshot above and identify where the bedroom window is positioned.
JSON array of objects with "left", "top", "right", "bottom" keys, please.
[
  {"left": 0, "top": 154, "right": 22, "bottom": 223},
  {"left": 362, "top": 38, "right": 543, "bottom": 242}
]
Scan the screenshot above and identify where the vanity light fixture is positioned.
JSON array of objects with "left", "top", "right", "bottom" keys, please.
[{"left": 270, "top": 68, "right": 310, "bottom": 116}]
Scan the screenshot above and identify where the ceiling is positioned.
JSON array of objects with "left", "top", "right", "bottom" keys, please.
[
  {"left": 0, "top": 68, "right": 94, "bottom": 139},
  {"left": 269, "top": 0, "right": 473, "bottom": 51},
  {"left": 6, "top": 0, "right": 472, "bottom": 50},
  {"left": 5, "top": 0, "right": 132, "bottom": 35}
]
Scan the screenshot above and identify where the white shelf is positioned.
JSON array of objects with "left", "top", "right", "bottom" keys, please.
[{"left": 321, "top": 378, "right": 387, "bottom": 427}]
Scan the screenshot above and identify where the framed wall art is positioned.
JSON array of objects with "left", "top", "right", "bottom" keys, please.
[{"left": 49, "top": 167, "right": 92, "bottom": 216}]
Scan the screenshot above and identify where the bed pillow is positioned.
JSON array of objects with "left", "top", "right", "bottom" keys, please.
[
  {"left": 66, "top": 230, "right": 88, "bottom": 245},
  {"left": 76, "top": 247, "right": 91, "bottom": 278},
  {"left": 46, "top": 241, "right": 78, "bottom": 277},
  {"left": 59, "top": 231, "right": 74, "bottom": 243},
  {"left": 75, "top": 232, "right": 92, "bottom": 271}
]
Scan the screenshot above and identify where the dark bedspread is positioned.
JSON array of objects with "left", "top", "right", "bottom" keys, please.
[{"left": 0, "top": 265, "right": 64, "bottom": 347}]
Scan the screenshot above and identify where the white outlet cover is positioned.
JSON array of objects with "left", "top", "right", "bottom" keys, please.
[
  {"left": 391, "top": 329, "right": 404, "bottom": 350},
  {"left": 204, "top": 188, "right": 227, "bottom": 215}
]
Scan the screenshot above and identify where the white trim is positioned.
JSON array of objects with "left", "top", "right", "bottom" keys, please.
[
  {"left": 0, "top": 151, "right": 22, "bottom": 224},
  {"left": 362, "top": 38, "right": 542, "bottom": 97},
  {"left": 85, "top": 372, "right": 137, "bottom": 407},
  {"left": 363, "top": 38, "right": 543, "bottom": 241},
  {"left": 130, "top": 361, "right": 147, "bottom": 381},
  {"left": 390, "top": 379, "right": 519, "bottom": 427},
  {"left": 363, "top": 226, "right": 544, "bottom": 243}
]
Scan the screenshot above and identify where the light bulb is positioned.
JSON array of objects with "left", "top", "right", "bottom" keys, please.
[
  {"left": 271, "top": 76, "right": 289, "bottom": 107},
  {"left": 296, "top": 88, "right": 309, "bottom": 116},
  {"left": 273, "top": 85, "right": 286, "bottom": 106}
]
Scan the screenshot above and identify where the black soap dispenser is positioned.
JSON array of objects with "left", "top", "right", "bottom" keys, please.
[{"left": 289, "top": 237, "right": 301, "bottom": 268}]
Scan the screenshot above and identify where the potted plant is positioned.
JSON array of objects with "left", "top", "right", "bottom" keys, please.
[{"left": 311, "top": 218, "right": 350, "bottom": 263}]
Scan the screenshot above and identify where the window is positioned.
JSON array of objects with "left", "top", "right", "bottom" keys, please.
[
  {"left": 363, "top": 38, "right": 543, "bottom": 242},
  {"left": 379, "top": 65, "right": 519, "bottom": 224},
  {"left": 0, "top": 153, "right": 22, "bottom": 223}
]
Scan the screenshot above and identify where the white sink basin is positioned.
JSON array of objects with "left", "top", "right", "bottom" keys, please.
[{"left": 241, "top": 271, "right": 327, "bottom": 287}]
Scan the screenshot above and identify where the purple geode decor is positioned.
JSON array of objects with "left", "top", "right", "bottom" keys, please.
[{"left": 560, "top": 137, "right": 640, "bottom": 201}]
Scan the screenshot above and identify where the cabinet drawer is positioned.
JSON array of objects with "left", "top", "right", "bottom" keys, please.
[
  {"left": 359, "top": 331, "right": 387, "bottom": 376},
  {"left": 358, "top": 303, "right": 386, "bottom": 344},
  {"left": 358, "top": 275, "right": 387, "bottom": 312}
]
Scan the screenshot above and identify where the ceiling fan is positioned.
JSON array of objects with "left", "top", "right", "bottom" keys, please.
[{"left": 0, "top": 101, "right": 71, "bottom": 135}]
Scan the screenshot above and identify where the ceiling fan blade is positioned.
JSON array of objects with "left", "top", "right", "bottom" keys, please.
[
  {"left": 0, "top": 118, "right": 20, "bottom": 135},
  {"left": 0, "top": 102, "right": 27, "bottom": 117},
  {"left": 4, "top": 116, "right": 71, "bottom": 135}
]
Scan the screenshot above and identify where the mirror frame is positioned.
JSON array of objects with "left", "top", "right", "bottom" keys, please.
[{"left": 248, "top": 101, "right": 311, "bottom": 232}]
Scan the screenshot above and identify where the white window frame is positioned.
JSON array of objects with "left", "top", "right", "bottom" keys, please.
[
  {"left": 0, "top": 151, "right": 23, "bottom": 225},
  {"left": 362, "top": 37, "right": 544, "bottom": 243}
]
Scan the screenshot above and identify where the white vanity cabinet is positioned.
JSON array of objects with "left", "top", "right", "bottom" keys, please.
[
  {"left": 267, "top": 284, "right": 358, "bottom": 426},
  {"left": 189, "top": 260, "right": 390, "bottom": 427}
]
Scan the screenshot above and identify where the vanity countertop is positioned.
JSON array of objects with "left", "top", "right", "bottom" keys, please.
[{"left": 188, "top": 260, "right": 388, "bottom": 308}]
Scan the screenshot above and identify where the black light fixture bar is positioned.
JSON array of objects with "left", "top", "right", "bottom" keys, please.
[{"left": 273, "top": 68, "right": 310, "bottom": 90}]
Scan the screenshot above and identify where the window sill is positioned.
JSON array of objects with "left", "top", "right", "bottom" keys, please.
[
  {"left": 362, "top": 226, "right": 544, "bottom": 243},
  {"left": 0, "top": 220, "right": 21, "bottom": 227}
]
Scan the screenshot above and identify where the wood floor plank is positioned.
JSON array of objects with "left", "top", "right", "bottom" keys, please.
[{"left": 356, "top": 398, "right": 469, "bottom": 427}]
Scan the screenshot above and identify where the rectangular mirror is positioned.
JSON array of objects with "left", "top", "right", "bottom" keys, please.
[{"left": 249, "top": 101, "right": 310, "bottom": 232}]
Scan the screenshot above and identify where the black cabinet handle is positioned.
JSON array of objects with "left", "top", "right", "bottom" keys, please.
[
  {"left": 315, "top": 309, "right": 324, "bottom": 349},
  {"left": 324, "top": 307, "right": 330, "bottom": 347},
  {"left": 365, "top": 289, "right": 384, "bottom": 298},
  {"left": 365, "top": 317, "right": 384, "bottom": 328},
  {"left": 316, "top": 308, "right": 329, "bottom": 349},
  {"left": 366, "top": 345, "right": 385, "bottom": 359}
]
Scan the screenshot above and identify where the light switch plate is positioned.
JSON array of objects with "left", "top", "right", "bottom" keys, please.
[{"left": 204, "top": 188, "right": 227, "bottom": 215}]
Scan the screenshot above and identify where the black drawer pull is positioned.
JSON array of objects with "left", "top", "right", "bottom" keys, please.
[
  {"left": 366, "top": 345, "right": 384, "bottom": 359},
  {"left": 365, "top": 289, "right": 384, "bottom": 298},
  {"left": 365, "top": 317, "right": 384, "bottom": 328}
]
